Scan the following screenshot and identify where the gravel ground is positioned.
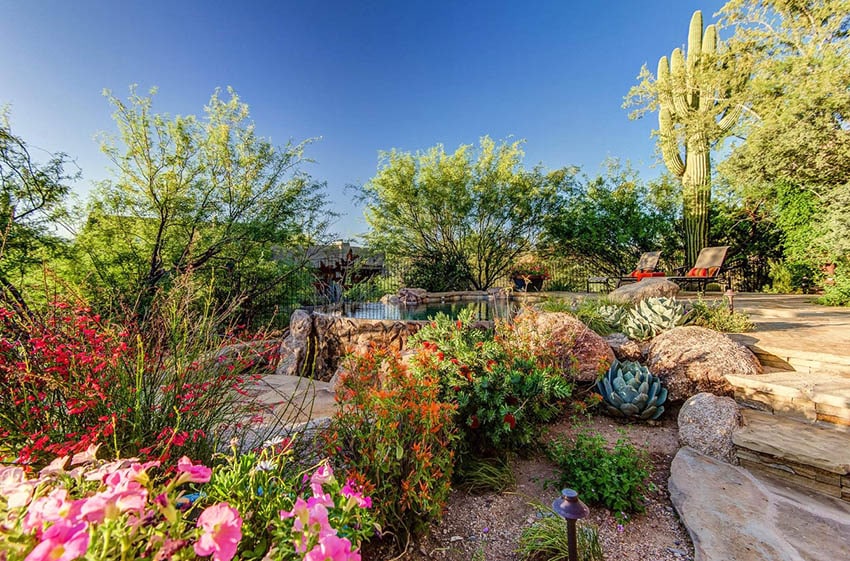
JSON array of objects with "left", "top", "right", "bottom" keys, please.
[{"left": 370, "top": 408, "right": 694, "bottom": 561}]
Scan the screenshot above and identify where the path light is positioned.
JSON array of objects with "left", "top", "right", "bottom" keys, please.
[
  {"left": 724, "top": 289, "right": 736, "bottom": 313},
  {"left": 552, "top": 488, "right": 590, "bottom": 561}
]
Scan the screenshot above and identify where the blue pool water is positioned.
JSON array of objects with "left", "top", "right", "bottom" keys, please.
[{"left": 329, "top": 299, "right": 516, "bottom": 321}]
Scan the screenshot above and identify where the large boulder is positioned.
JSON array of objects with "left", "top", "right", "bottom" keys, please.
[
  {"left": 514, "top": 310, "right": 614, "bottom": 382},
  {"left": 275, "top": 310, "right": 314, "bottom": 377},
  {"left": 678, "top": 392, "right": 742, "bottom": 464},
  {"left": 647, "top": 326, "right": 762, "bottom": 401},
  {"left": 608, "top": 278, "right": 680, "bottom": 305}
]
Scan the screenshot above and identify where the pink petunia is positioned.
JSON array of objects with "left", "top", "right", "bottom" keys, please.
[
  {"left": 22, "top": 489, "right": 83, "bottom": 534},
  {"left": 303, "top": 534, "right": 360, "bottom": 561},
  {"left": 176, "top": 456, "right": 212, "bottom": 484},
  {"left": 194, "top": 502, "right": 243, "bottom": 561},
  {"left": 340, "top": 480, "right": 372, "bottom": 509},
  {"left": 309, "top": 463, "right": 334, "bottom": 497},
  {"left": 24, "top": 521, "right": 89, "bottom": 561}
]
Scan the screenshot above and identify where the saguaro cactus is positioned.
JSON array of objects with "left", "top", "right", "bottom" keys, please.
[{"left": 657, "top": 11, "right": 742, "bottom": 266}]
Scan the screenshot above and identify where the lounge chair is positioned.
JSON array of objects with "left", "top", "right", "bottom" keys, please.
[
  {"left": 667, "top": 246, "right": 730, "bottom": 292},
  {"left": 586, "top": 251, "right": 663, "bottom": 292}
]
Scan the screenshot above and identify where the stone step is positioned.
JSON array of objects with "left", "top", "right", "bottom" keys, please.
[
  {"left": 726, "top": 371, "right": 850, "bottom": 427},
  {"left": 733, "top": 409, "right": 850, "bottom": 502},
  {"left": 728, "top": 334, "right": 850, "bottom": 376},
  {"left": 670, "top": 447, "right": 850, "bottom": 561}
]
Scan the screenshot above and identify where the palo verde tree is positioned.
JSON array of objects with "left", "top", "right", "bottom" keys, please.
[
  {"left": 626, "top": 10, "right": 748, "bottom": 266},
  {"left": 360, "top": 137, "right": 568, "bottom": 290},
  {"left": 77, "top": 87, "right": 332, "bottom": 305},
  {"left": 0, "top": 109, "right": 75, "bottom": 312}
]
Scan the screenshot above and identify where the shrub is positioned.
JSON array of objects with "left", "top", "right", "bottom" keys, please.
[
  {"left": 539, "top": 297, "right": 620, "bottom": 335},
  {"left": 410, "top": 309, "right": 572, "bottom": 456},
  {"left": 546, "top": 431, "right": 650, "bottom": 518},
  {"left": 324, "top": 346, "right": 458, "bottom": 543},
  {"left": 818, "top": 267, "right": 850, "bottom": 306},
  {"left": 517, "top": 507, "right": 604, "bottom": 561},
  {"left": 687, "top": 296, "right": 755, "bottom": 332},
  {"left": 0, "top": 279, "right": 276, "bottom": 467}
]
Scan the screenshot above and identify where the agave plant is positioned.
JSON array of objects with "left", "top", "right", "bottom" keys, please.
[
  {"left": 620, "top": 297, "right": 688, "bottom": 340},
  {"left": 597, "top": 304, "right": 627, "bottom": 328},
  {"left": 596, "top": 359, "right": 667, "bottom": 420}
]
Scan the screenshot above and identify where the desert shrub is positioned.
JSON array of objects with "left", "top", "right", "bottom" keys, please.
[
  {"left": 454, "top": 456, "right": 516, "bottom": 494},
  {"left": 818, "top": 267, "right": 850, "bottom": 306},
  {"left": 0, "top": 279, "right": 276, "bottom": 467},
  {"left": 539, "top": 297, "right": 620, "bottom": 335},
  {"left": 410, "top": 309, "right": 572, "bottom": 457},
  {"left": 687, "top": 297, "right": 754, "bottom": 332},
  {"left": 546, "top": 431, "right": 650, "bottom": 518},
  {"left": 517, "top": 508, "right": 604, "bottom": 561},
  {"left": 324, "top": 346, "right": 458, "bottom": 543}
]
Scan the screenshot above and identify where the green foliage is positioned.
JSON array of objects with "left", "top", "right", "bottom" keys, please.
[
  {"left": 818, "top": 267, "right": 850, "bottom": 307},
  {"left": 361, "top": 137, "right": 570, "bottom": 290},
  {"left": 687, "top": 296, "right": 754, "bottom": 332},
  {"left": 547, "top": 431, "right": 650, "bottom": 517},
  {"left": 619, "top": 297, "right": 688, "bottom": 340},
  {"left": 517, "top": 509, "right": 604, "bottom": 561},
  {"left": 76, "top": 86, "right": 332, "bottom": 312},
  {"left": 401, "top": 250, "right": 473, "bottom": 292},
  {"left": 410, "top": 309, "right": 572, "bottom": 457},
  {"left": 597, "top": 359, "right": 668, "bottom": 421},
  {"left": 325, "top": 346, "right": 458, "bottom": 543},
  {"left": 539, "top": 297, "right": 620, "bottom": 336},
  {"left": 454, "top": 456, "right": 516, "bottom": 494},
  {"left": 0, "top": 109, "right": 74, "bottom": 310},
  {"left": 542, "top": 161, "right": 678, "bottom": 277}
]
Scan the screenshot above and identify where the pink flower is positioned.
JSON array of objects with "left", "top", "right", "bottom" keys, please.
[
  {"left": 303, "top": 534, "right": 360, "bottom": 561},
  {"left": 194, "top": 502, "right": 243, "bottom": 561},
  {"left": 340, "top": 480, "right": 372, "bottom": 509},
  {"left": 310, "top": 463, "right": 334, "bottom": 497},
  {"left": 22, "top": 489, "right": 82, "bottom": 534},
  {"left": 176, "top": 456, "right": 212, "bottom": 484},
  {"left": 70, "top": 443, "right": 100, "bottom": 465},
  {"left": 24, "top": 521, "right": 89, "bottom": 561}
]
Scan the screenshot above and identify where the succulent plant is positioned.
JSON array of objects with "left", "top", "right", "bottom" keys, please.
[
  {"left": 597, "top": 305, "right": 626, "bottom": 328},
  {"left": 597, "top": 359, "right": 667, "bottom": 420},
  {"left": 620, "top": 297, "right": 688, "bottom": 340}
]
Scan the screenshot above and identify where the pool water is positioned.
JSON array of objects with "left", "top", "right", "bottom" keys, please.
[{"left": 330, "top": 299, "right": 516, "bottom": 321}]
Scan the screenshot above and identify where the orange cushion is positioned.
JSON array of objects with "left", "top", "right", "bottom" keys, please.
[
  {"left": 629, "top": 270, "right": 640, "bottom": 277},
  {"left": 707, "top": 267, "right": 719, "bottom": 277},
  {"left": 686, "top": 267, "right": 708, "bottom": 277},
  {"left": 635, "top": 271, "right": 666, "bottom": 281}
]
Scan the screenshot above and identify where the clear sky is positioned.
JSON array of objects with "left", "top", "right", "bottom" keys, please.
[{"left": 1, "top": 0, "right": 727, "bottom": 240}]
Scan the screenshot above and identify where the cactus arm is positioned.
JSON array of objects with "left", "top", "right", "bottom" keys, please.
[
  {"left": 670, "top": 48, "right": 691, "bottom": 116},
  {"left": 687, "top": 11, "right": 704, "bottom": 108},
  {"left": 717, "top": 103, "right": 743, "bottom": 132}
]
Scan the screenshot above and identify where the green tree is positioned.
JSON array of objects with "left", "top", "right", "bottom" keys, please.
[
  {"left": 0, "top": 109, "right": 74, "bottom": 311},
  {"left": 76, "top": 87, "right": 332, "bottom": 306},
  {"left": 542, "top": 161, "right": 680, "bottom": 277},
  {"left": 717, "top": 0, "right": 850, "bottom": 268},
  {"left": 360, "top": 137, "right": 568, "bottom": 290},
  {"left": 625, "top": 10, "right": 748, "bottom": 266}
]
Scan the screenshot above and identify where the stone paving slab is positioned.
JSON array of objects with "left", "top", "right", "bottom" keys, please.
[
  {"left": 733, "top": 409, "right": 850, "bottom": 475},
  {"left": 670, "top": 447, "right": 850, "bottom": 561}
]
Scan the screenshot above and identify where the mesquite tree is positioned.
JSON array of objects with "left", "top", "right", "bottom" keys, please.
[{"left": 626, "top": 10, "right": 747, "bottom": 266}]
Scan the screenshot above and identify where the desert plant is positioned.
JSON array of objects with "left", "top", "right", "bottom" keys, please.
[
  {"left": 597, "top": 359, "right": 667, "bottom": 420},
  {"left": 410, "top": 309, "right": 572, "bottom": 456},
  {"left": 620, "top": 296, "right": 688, "bottom": 340},
  {"left": 324, "top": 345, "right": 458, "bottom": 545},
  {"left": 547, "top": 431, "right": 650, "bottom": 517},
  {"left": 687, "top": 296, "right": 754, "bottom": 332},
  {"left": 540, "top": 297, "right": 621, "bottom": 336},
  {"left": 517, "top": 507, "right": 604, "bottom": 561},
  {"left": 454, "top": 456, "right": 516, "bottom": 494}
]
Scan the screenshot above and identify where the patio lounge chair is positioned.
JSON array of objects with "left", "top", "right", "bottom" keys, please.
[
  {"left": 667, "top": 246, "right": 730, "bottom": 292},
  {"left": 586, "top": 251, "right": 663, "bottom": 292}
]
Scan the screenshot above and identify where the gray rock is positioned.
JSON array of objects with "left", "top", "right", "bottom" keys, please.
[
  {"left": 647, "top": 326, "right": 762, "bottom": 401},
  {"left": 608, "top": 278, "right": 680, "bottom": 305},
  {"left": 604, "top": 333, "right": 643, "bottom": 362},
  {"left": 275, "top": 310, "right": 314, "bottom": 377},
  {"left": 513, "top": 310, "right": 614, "bottom": 382},
  {"left": 678, "top": 393, "right": 741, "bottom": 464},
  {"left": 669, "top": 446, "right": 850, "bottom": 561}
]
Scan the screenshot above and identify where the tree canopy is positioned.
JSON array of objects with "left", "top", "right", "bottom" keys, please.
[
  {"left": 75, "top": 87, "right": 333, "bottom": 303},
  {"left": 360, "top": 137, "right": 569, "bottom": 290}
]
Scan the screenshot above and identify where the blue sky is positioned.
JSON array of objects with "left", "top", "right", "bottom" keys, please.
[{"left": 1, "top": 0, "right": 727, "bottom": 239}]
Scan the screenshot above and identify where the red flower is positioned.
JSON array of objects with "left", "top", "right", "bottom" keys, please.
[
  {"left": 469, "top": 415, "right": 480, "bottom": 429},
  {"left": 456, "top": 320, "right": 463, "bottom": 329},
  {"left": 503, "top": 414, "right": 516, "bottom": 429}
]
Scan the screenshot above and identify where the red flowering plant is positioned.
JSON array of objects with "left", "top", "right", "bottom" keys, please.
[
  {"left": 323, "top": 345, "right": 458, "bottom": 545},
  {"left": 0, "top": 278, "right": 276, "bottom": 468},
  {"left": 409, "top": 308, "right": 572, "bottom": 458}
]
